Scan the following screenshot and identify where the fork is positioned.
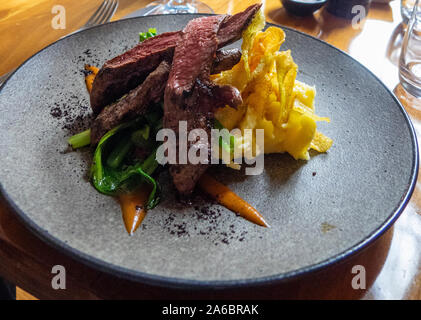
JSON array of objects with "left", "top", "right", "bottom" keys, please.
[
  {"left": 80, "top": 0, "right": 119, "bottom": 30},
  {"left": 0, "top": 0, "right": 119, "bottom": 86}
]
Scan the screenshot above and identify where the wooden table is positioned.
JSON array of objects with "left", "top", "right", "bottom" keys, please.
[{"left": 1, "top": 0, "right": 420, "bottom": 300}]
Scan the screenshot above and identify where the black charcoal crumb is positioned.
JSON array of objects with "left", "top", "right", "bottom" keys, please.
[
  {"left": 50, "top": 107, "right": 62, "bottom": 118},
  {"left": 161, "top": 192, "right": 250, "bottom": 244}
]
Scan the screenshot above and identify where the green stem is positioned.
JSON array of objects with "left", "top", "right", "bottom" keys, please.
[
  {"left": 106, "top": 136, "right": 133, "bottom": 169},
  {"left": 141, "top": 149, "right": 159, "bottom": 175},
  {"left": 68, "top": 129, "right": 91, "bottom": 149},
  {"left": 140, "top": 149, "right": 160, "bottom": 209}
]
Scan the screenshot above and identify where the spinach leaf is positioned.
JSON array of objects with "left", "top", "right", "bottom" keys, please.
[{"left": 91, "top": 119, "right": 161, "bottom": 209}]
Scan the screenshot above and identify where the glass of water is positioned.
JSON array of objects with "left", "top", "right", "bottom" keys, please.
[
  {"left": 401, "top": 0, "right": 421, "bottom": 24},
  {"left": 399, "top": 0, "right": 421, "bottom": 97}
]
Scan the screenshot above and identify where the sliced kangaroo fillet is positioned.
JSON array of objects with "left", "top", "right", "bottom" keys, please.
[
  {"left": 89, "top": 50, "right": 240, "bottom": 144},
  {"left": 90, "top": 3, "right": 261, "bottom": 114},
  {"left": 164, "top": 15, "right": 242, "bottom": 195},
  {"left": 90, "top": 61, "right": 170, "bottom": 145},
  {"left": 216, "top": 3, "right": 262, "bottom": 47},
  {"left": 90, "top": 32, "right": 179, "bottom": 115}
]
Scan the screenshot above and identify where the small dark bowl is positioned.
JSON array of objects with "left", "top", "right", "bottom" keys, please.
[{"left": 281, "top": 0, "right": 328, "bottom": 16}]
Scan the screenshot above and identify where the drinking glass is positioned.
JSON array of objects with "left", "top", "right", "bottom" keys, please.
[
  {"left": 401, "top": 0, "right": 421, "bottom": 24},
  {"left": 143, "top": 0, "right": 214, "bottom": 15},
  {"left": 399, "top": 0, "right": 421, "bottom": 97}
]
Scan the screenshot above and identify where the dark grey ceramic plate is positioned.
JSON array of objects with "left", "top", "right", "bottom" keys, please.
[{"left": 0, "top": 15, "right": 418, "bottom": 288}]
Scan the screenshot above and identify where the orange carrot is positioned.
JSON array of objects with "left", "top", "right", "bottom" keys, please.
[
  {"left": 118, "top": 187, "right": 151, "bottom": 235},
  {"left": 84, "top": 64, "right": 99, "bottom": 93},
  {"left": 198, "top": 173, "right": 269, "bottom": 228}
]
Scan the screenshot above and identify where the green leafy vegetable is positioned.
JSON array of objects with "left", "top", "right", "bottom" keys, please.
[
  {"left": 91, "top": 119, "right": 161, "bottom": 209},
  {"left": 67, "top": 101, "right": 164, "bottom": 209},
  {"left": 139, "top": 28, "right": 157, "bottom": 42},
  {"left": 68, "top": 129, "right": 91, "bottom": 149}
]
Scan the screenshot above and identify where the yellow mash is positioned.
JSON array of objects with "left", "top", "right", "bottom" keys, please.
[{"left": 211, "top": 11, "right": 332, "bottom": 162}]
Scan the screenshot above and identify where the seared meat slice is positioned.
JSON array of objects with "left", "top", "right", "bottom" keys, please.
[
  {"left": 167, "top": 81, "right": 242, "bottom": 195},
  {"left": 164, "top": 16, "right": 243, "bottom": 195},
  {"left": 90, "top": 61, "right": 170, "bottom": 144},
  {"left": 212, "top": 49, "right": 242, "bottom": 74},
  {"left": 89, "top": 50, "right": 240, "bottom": 144},
  {"left": 90, "top": 4, "right": 261, "bottom": 114},
  {"left": 217, "top": 3, "right": 262, "bottom": 47},
  {"left": 90, "top": 32, "right": 179, "bottom": 115},
  {"left": 166, "top": 15, "right": 227, "bottom": 102}
]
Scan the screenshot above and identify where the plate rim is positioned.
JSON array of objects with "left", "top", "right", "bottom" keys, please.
[{"left": 0, "top": 14, "right": 418, "bottom": 290}]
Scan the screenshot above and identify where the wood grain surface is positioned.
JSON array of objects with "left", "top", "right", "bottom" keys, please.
[{"left": 1, "top": 0, "right": 420, "bottom": 300}]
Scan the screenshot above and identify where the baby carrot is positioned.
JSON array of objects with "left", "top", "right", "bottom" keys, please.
[
  {"left": 198, "top": 173, "right": 269, "bottom": 228},
  {"left": 118, "top": 186, "right": 151, "bottom": 235},
  {"left": 84, "top": 64, "right": 99, "bottom": 93}
]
